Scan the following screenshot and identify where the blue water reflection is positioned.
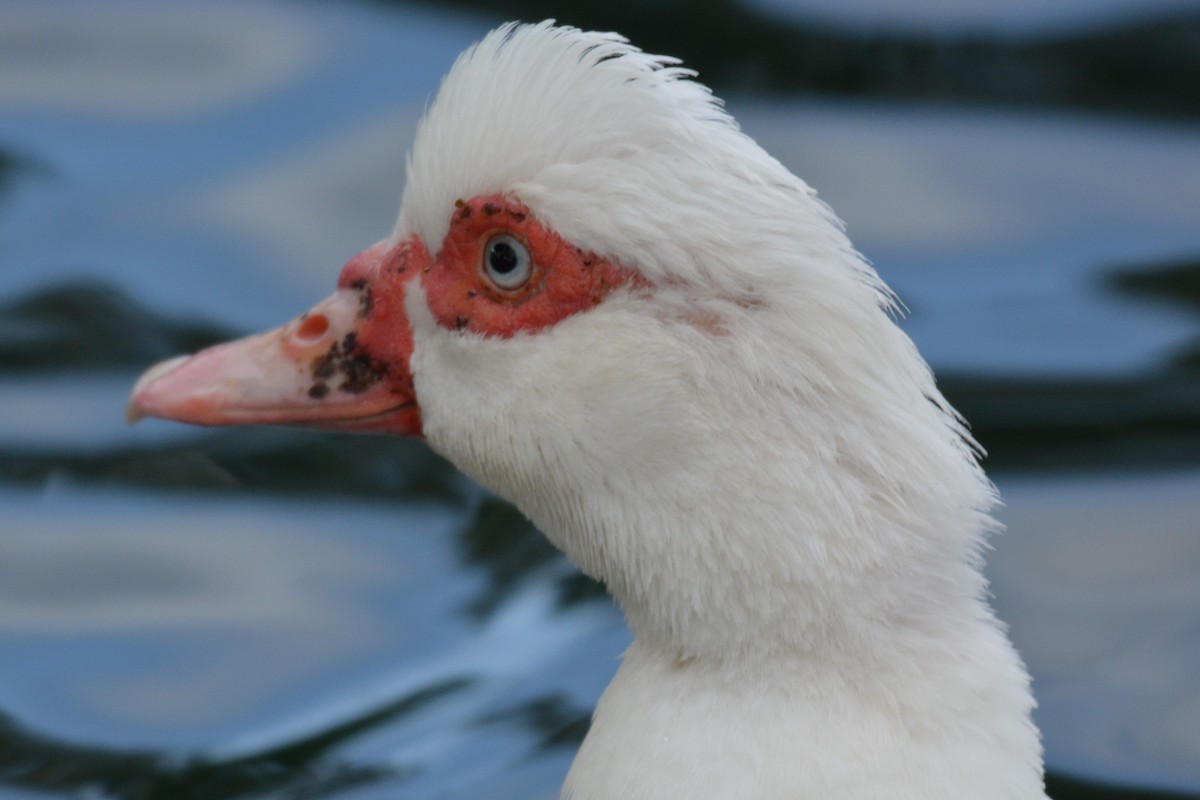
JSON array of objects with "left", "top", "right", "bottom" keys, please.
[
  {"left": 993, "top": 472, "right": 1200, "bottom": 793},
  {"left": 1, "top": 1, "right": 1198, "bottom": 797}
]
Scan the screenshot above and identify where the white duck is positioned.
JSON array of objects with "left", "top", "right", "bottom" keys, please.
[{"left": 129, "top": 21, "right": 1046, "bottom": 800}]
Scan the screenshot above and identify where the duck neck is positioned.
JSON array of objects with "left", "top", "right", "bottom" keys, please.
[
  {"left": 533, "top": 374, "right": 998, "bottom": 665},
  {"left": 554, "top": 436, "right": 1044, "bottom": 798},
  {"left": 604, "top": 496, "right": 992, "bottom": 667}
]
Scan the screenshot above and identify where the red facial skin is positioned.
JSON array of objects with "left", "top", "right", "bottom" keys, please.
[{"left": 127, "top": 195, "right": 639, "bottom": 437}]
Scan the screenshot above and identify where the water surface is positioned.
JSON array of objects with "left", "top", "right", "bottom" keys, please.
[{"left": 1, "top": 1, "right": 1198, "bottom": 798}]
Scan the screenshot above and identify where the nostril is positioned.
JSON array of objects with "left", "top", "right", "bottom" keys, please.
[{"left": 295, "top": 313, "right": 330, "bottom": 342}]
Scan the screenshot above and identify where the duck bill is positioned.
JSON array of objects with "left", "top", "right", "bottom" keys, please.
[{"left": 127, "top": 283, "right": 421, "bottom": 436}]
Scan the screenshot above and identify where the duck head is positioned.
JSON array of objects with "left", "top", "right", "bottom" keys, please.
[{"left": 129, "top": 21, "right": 999, "bottom": 661}]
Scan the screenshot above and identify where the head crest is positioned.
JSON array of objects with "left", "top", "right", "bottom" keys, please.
[{"left": 396, "top": 21, "right": 875, "bottom": 304}]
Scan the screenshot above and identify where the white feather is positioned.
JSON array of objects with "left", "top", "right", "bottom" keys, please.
[{"left": 400, "top": 21, "right": 1045, "bottom": 799}]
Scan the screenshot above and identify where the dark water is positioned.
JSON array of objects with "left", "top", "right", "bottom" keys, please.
[{"left": 1, "top": 1, "right": 1198, "bottom": 798}]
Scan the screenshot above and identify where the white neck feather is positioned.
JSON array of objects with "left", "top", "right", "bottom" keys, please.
[
  {"left": 396, "top": 20, "right": 1046, "bottom": 799},
  {"left": 408, "top": 278, "right": 1043, "bottom": 797}
]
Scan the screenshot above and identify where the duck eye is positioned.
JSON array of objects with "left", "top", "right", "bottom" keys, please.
[{"left": 482, "top": 234, "right": 532, "bottom": 290}]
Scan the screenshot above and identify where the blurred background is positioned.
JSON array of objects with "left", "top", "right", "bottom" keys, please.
[{"left": 1, "top": 0, "right": 1198, "bottom": 798}]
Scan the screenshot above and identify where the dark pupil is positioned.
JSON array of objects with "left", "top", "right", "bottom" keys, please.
[{"left": 489, "top": 241, "right": 519, "bottom": 274}]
